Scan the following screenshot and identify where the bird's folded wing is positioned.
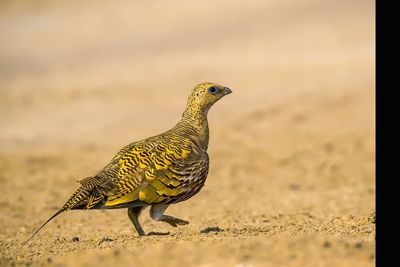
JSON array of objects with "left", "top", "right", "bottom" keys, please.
[
  {"left": 103, "top": 140, "right": 206, "bottom": 207},
  {"left": 140, "top": 150, "right": 209, "bottom": 203}
]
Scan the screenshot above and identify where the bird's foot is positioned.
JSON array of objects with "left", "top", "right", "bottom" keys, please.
[
  {"left": 161, "top": 216, "right": 189, "bottom": 227},
  {"left": 137, "top": 229, "right": 146, "bottom": 237}
]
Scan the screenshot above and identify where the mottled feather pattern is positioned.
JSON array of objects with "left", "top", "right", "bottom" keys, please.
[
  {"left": 23, "top": 82, "right": 231, "bottom": 244},
  {"left": 98, "top": 127, "right": 207, "bottom": 208}
]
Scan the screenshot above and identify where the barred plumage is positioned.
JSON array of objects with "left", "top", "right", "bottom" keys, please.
[{"left": 23, "top": 82, "right": 232, "bottom": 244}]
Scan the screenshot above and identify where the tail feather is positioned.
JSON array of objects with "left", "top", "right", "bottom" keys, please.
[
  {"left": 61, "top": 186, "right": 92, "bottom": 210},
  {"left": 21, "top": 181, "right": 99, "bottom": 247},
  {"left": 21, "top": 209, "right": 64, "bottom": 247}
]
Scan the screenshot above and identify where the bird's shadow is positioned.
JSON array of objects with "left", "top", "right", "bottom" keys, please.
[
  {"left": 146, "top": 231, "right": 170, "bottom": 236},
  {"left": 199, "top": 226, "right": 224, "bottom": 234}
]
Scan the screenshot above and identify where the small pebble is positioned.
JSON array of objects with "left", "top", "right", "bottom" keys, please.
[
  {"left": 355, "top": 242, "right": 363, "bottom": 249},
  {"left": 288, "top": 183, "right": 301, "bottom": 191},
  {"left": 323, "top": 241, "right": 331, "bottom": 248},
  {"left": 113, "top": 249, "right": 120, "bottom": 256},
  {"left": 369, "top": 254, "right": 375, "bottom": 261}
]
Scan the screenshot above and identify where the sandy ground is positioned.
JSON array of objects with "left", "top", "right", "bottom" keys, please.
[{"left": 0, "top": 0, "right": 375, "bottom": 266}]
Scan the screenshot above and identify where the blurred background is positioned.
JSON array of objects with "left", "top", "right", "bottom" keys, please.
[{"left": 0, "top": 0, "right": 374, "bottom": 266}]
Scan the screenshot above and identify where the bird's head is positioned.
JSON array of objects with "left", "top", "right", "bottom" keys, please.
[{"left": 184, "top": 82, "right": 232, "bottom": 117}]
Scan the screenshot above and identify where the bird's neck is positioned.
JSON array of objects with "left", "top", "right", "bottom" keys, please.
[{"left": 178, "top": 107, "right": 209, "bottom": 150}]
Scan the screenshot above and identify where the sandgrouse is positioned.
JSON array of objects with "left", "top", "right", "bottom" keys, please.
[{"left": 24, "top": 82, "right": 232, "bottom": 244}]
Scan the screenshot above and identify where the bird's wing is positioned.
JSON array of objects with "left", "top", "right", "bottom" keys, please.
[
  {"left": 102, "top": 135, "right": 208, "bottom": 207},
  {"left": 160, "top": 150, "right": 209, "bottom": 204}
]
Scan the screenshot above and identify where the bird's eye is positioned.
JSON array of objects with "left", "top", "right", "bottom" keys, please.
[{"left": 208, "top": 86, "right": 219, "bottom": 95}]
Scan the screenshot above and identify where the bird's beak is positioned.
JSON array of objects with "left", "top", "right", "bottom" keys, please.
[{"left": 223, "top": 87, "right": 233, "bottom": 95}]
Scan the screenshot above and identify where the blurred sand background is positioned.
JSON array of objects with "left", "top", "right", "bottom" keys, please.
[{"left": 0, "top": 0, "right": 375, "bottom": 266}]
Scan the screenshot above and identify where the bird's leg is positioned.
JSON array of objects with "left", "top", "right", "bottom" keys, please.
[
  {"left": 127, "top": 206, "right": 146, "bottom": 236},
  {"left": 150, "top": 203, "right": 189, "bottom": 227}
]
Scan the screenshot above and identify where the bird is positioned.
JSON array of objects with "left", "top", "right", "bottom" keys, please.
[{"left": 23, "top": 82, "right": 232, "bottom": 245}]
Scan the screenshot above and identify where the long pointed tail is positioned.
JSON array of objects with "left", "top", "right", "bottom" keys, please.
[
  {"left": 21, "top": 209, "right": 64, "bottom": 247},
  {"left": 21, "top": 180, "right": 100, "bottom": 247}
]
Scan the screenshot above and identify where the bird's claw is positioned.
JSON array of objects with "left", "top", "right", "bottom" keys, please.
[{"left": 163, "top": 217, "right": 189, "bottom": 227}]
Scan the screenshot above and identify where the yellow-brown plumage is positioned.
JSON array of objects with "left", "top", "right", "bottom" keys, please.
[{"left": 23, "top": 82, "right": 232, "bottom": 244}]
